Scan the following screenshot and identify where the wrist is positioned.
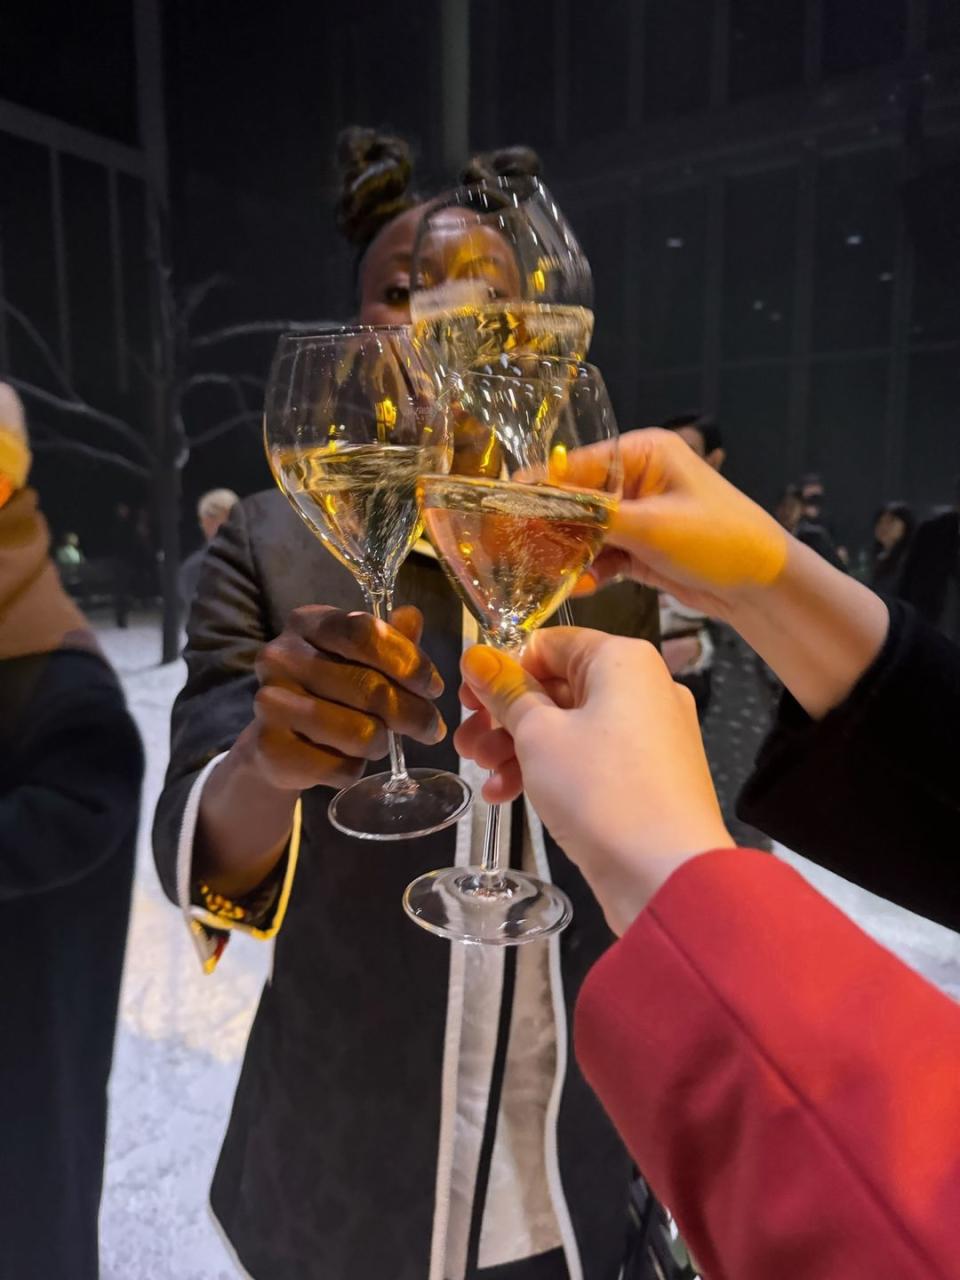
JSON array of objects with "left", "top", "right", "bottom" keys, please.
[
  {"left": 593, "top": 826, "right": 733, "bottom": 935},
  {"left": 231, "top": 723, "right": 305, "bottom": 796},
  {"left": 197, "top": 728, "right": 300, "bottom": 897}
]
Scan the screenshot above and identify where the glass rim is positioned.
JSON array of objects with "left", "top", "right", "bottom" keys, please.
[
  {"left": 276, "top": 323, "right": 412, "bottom": 344},
  {"left": 419, "top": 173, "right": 549, "bottom": 216},
  {"left": 438, "top": 358, "right": 604, "bottom": 389}
]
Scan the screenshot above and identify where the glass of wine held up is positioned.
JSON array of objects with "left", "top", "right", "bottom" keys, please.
[
  {"left": 409, "top": 175, "right": 594, "bottom": 399},
  {"left": 402, "top": 360, "right": 622, "bottom": 945},
  {"left": 264, "top": 326, "right": 472, "bottom": 840}
]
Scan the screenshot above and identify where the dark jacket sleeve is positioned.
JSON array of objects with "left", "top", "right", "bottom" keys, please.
[
  {"left": 738, "top": 600, "right": 960, "bottom": 931},
  {"left": 152, "top": 499, "right": 270, "bottom": 906},
  {"left": 0, "top": 654, "right": 143, "bottom": 900},
  {"left": 575, "top": 849, "right": 960, "bottom": 1280},
  {"left": 898, "top": 511, "right": 959, "bottom": 625}
]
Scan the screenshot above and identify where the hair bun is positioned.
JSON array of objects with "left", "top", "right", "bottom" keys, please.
[
  {"left": 336, "top": 126, "right": 416, "bottom": 249},
  {"left": 460, "top": 145, "right": 543, "bottom": 185}
]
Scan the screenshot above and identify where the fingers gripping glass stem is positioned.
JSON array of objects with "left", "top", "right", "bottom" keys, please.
[{"left": 368, "top": 589, "right": 416, "bottom": 795}]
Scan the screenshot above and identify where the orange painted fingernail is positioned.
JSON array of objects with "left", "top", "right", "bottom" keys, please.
[{"left": 463, "top": 646, "right": 502, "bottom": 685}]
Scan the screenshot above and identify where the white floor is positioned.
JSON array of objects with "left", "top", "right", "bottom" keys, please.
[
  {"left": 98, "top": 618, "right": 268, "bottom": 1280},
  {"left": 97, "top": 616, "right": 960, "bottom": 1278}
]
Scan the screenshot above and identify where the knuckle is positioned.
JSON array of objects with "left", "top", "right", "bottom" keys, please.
[
  {"left": 354, "top": 715, "right": 387, "bottom": 757},
  {"left": 253, "top": 684, "right": 284, "bottom": 719},
  {"left": 288, "top": 604, "right": 333, "bottom": 632},
  {"left": 331, "top": 757, "right": 365, "bottom": 788},
  {"left": 675, "top": 683, "right": 697, "bottom": 715},
  {"left": 257, "top": 633, "right": 300, "bottom": 680},
  {"left": 344, "top": 611, "right": 376, "bottom": 647},
  {"left": 357, "top": 669, "right": 395, "bottom": 718}
]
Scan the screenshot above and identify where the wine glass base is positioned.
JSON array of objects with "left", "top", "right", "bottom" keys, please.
[
  {"left": 403, "top": 867, "right": 573, "bottom": 945},
  {"left": 328, "top": 769, "right": 472, "bottom": 841}
]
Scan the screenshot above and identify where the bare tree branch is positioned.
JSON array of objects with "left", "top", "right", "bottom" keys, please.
[
  {"left": 188, "top": 409, "right": 262, "bottom": 448},
  {"left": 31, "top": 432, "right": 151, "bottom": 479},
  {"left": 181, "top": 273, "right": 230, "bottom": 321},
  {"left": 129, "top": 349, "right": 163, "bottom": 390},
  {"left": 1, "top": 300, "right": 75, "bottom": 396},
  {"left": 190, "top": 318, "right": 337, "bottom": 349},
  {"left": 7, "top": 377, "right": 153, "bottom": 460},
  {"left": 182, "top": 370, "right": 252, "bottom": 400}
]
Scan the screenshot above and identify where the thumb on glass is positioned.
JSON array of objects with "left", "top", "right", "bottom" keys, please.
[{"left": 460, "top": 645, "right": 553, "bottom": 736}]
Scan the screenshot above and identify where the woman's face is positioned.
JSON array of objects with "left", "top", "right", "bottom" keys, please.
[
  {"left": 356, "top": 205, "right": 426, "bottom": 325},
  {"left": 357, "top": 206, "right": 522, "bottom": 477},
  {"left": 875, "top": 511, "right": 906, "bottom": 550},
  {"left": 776, "top": 493, "right": 802, "bottom": 532},
  {"left": 357, "top": 205, "right": 523, "bottom": 325}
]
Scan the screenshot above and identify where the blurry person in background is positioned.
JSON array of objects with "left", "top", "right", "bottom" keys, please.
[
  {"left": 113, "top": 502, "right": 158, "bottom": 627},
  {"left": 800, "top": 472, "right": 848, "bottom": 565},
  {"left": 154, "top": 129, "right": 658, "bottom": 1280},
  {"left": 775, "top": 483, "right": 845, "bottom": 571},
  {"left": 899, "top": 477, "right": 960, "bottom": 640},
  {"left": 54, "top": 530, "right": 86, "bottom": 600},
  {"left": 112, "top": 500, "right": 136, "bottom": 627},
  {"left": 179, "top": 487, "right": 239, "bottom": 612},
  {"left": 0, "top": 383, "right": 142, "bottom": 1280},
  {"left": 54, "top": 529, "right": 84, "bottom": 567},
  {"left": 871, "top": 500, "right": 914, "bottom": 596},
  {"left": 659, "top": 411, "right": 725, "bottom": 471}
]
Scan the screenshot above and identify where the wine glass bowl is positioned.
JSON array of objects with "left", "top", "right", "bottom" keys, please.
[
  {"left": 403, "top": 360, "right": 621, "bottom": 943},
  {"left": 410, "top": 177, "right": 594, "bottom": 383},
  {"left": 420, "top": 362, "right": 619, "bottom": 651},
  {"left": 264, "top": 326, "right": 472, "bottom": 841}
]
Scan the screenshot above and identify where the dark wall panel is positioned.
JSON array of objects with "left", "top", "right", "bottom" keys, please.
[
  {"left": 903, "top": 352, "right": 960, "bottom": 513},
  {"left": 722, "top": 166, "right": 797, "bottom": 360},
  {"left": 636, "top": 186, "right": 708, "bottom": 368},
  {"left": 719, "top": 365, "right": 792, "bottom": 509},
  {"left": 0, "top": 134, "right": 59, "bottom": 386},
  {"left": 807, "top": 357, "right": 889, "bottom": 546},
  {"left": 813, "top": 149, "right": 898, "bottom": 353}
]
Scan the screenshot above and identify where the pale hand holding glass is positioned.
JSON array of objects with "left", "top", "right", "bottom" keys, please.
[
  {"left": 402, "top": 360, "right": 622, "bottom": 944},
  {"left": 264, "top": 326, "right": 472, "bottom": 840}
]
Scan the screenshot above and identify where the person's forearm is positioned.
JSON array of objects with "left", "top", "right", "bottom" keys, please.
[
  {"left": 196, "top": 725, "right": 300, "bottom": 899},
  {"left": 576, "top": 850, "right": 960, "bottom": 1280},
  {"left": 725, "top": 537, "right": 889, "bottom": 720}
]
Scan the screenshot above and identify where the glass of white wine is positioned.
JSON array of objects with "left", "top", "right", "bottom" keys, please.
[
  {"left": 409, "top": 175, "right": 594, "bottom": 403},
  {"left": 264, "top": 326, "right": 472, "bottom": 840},
  {"left": 402, "top": 359, "right": 622, "bottom": 944}
]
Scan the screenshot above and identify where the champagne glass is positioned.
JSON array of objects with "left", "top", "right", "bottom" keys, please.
[
  {"left": 264, "top": 326, "right": 472, "bottom": 840},
  {"left": 409, "top": 175, "right": 594, "bottom": 400},
  {"left": 402, "top": 360, "right": 621, "bottom": 944}
]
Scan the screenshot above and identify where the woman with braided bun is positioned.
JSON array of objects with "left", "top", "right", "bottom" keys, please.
[{"left": 153, "top": 128, "right": 659, "bottom": 1280}]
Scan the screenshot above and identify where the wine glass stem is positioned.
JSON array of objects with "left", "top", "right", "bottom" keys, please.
[
  {"left": 477, "top": 636, "right": 525, "bottom": 888},
  {"left": 365, "top": 588, "right": 414, "bottom": 791},
  {"left": 480, "top": 795, "right": 503, "bottom": 878}
]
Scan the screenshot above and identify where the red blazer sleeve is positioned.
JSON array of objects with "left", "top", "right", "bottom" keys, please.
[{"left": 574, "top": 849, "right": 960, "bottom": 1280}]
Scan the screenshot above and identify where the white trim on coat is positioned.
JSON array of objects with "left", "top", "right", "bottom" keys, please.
[
  {"left": 175, "top": 751, "right": 228, "bottom": 966},
  {"left": 527, "top": 797, "right": 585, "bottom": 1280},
  {"left": 427, "top": 606, "right": 484, "bottom": 1280}
]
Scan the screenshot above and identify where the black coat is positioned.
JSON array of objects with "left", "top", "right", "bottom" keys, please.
[
  {"left": 153, "top": 489, "right": 660, "bottom": 1280},
  {"left": 0, "top": 649, "right": 141, "bottom": 1280},
  {"left": 898, "top": 508, "right": 960, "bottom": 635},
  {"left": 739, "top": 600, "right": 960, "bottom": 933}
]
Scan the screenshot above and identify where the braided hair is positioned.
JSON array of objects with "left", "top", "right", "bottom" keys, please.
[{"left": 335, "top": 127, "right": 543, "bottom": 260}]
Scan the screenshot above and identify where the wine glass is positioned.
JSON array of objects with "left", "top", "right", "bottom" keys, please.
[
  {"left": 402, "top": 359, "right": 622, "bottom": 944},
  {"left": 409, "top": 175, "right": 594, "bottom": 399},
  {"left": 264, "top": 326, "right": 472, "bottom": 840}
]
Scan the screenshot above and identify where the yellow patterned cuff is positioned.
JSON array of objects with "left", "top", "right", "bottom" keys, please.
[{"left": 188, "top": 799, "right": 302, "bottom": 974}]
